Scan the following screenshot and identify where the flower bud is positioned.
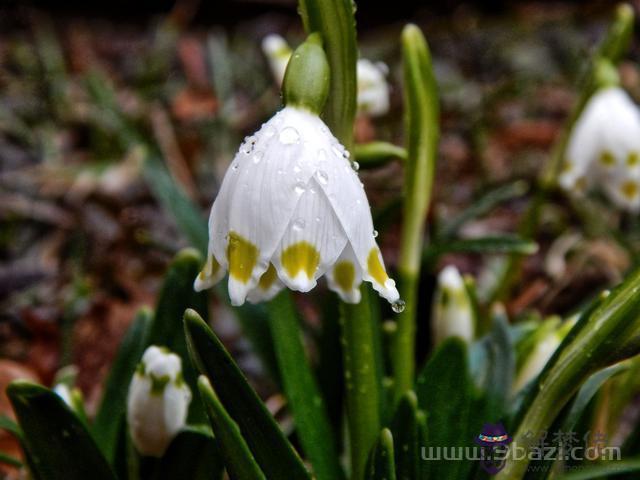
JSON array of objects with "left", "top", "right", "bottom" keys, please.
[
  {"left": 432, "top": 266, "right": 474, "bottom": 345},
  {"left": 127, "top": 346, "right": 191, "bottom": 457},
  {"left": 262, "top": 34, "right": 293, "bottom": 87}
]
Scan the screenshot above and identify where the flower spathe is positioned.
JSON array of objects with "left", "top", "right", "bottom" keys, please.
[
  {"left": 560, "top": 87, "right": 640, "bottom": 212},
  {"left": 127, "top": 346, "right": 191, "bottom": 457},
  {"left": 194, "top": 106, "right": 400, "bottom": 306}
]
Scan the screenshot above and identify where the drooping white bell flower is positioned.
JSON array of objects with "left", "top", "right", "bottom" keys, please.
[
  {"left": 262, "top": 33, "right": 293, "bottom": 87},
  {"left": 559, "top": 87, "right": 640, "bottom": 212},
  {"left": 196, "top": 34, "right": 400, "bottom": 307},
  {"left": 127, "top": 346, "right": 191, "bottom": 457},
  {"left": 431, "top": 266, "right": 474, "bottom": 345},
  {"left": 356, "top": 59, "right": 390, "bottom": 117},
  {"left": 261, "top": 34, "right": 390, "bottom": 117}
]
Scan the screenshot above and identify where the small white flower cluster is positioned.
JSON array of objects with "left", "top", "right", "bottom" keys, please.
[
  {"left": 560, "top": 87, "right": 640, "bottom": 212},
  {"left": 262, "top": 34, "right": 390, "bottom": 117},
  {"left": 431, "top": 266, "right": 474, "bottom": 345},
  {"left": 127, "top": 346, "right": 191, "bottom": 457}
]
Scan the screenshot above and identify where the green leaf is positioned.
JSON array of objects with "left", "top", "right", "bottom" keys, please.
[
  {"left": 198, "top": 377, "right": 265, "bottom": 480},
  {"left": 389, "top": 391, "right": 420, "bottom": 480},
  {"left": 340, "top": 285, "right": 383, "bottom": 480},
  {"left": 416, "top": 338, "right": 474, "bottom": 480},
  {"left": 143, "top": 156, "right": 208, "bottom": 254},
  {"left": 298, "top": 0, "right": 357, "bottom": 148},
  {"left": 93, "top": 308, "right": 152, "bottom": 463},
  {"left": 0, "top": 451, "right": 22, "bottom": 468},
  {"left": 150, "top": 248, "right": 209, "bottom": 423},
  {"left": 156, "top": 427, "right": 224, "bottom": 480},
  {"left": 7, "top": 381, "right": 116, "bottom": 480},
  {"left": 268, "top": 292, "right": 343, "bottom": 480},
  {"left": 184, "top": 309, "right": 310, "bottom": 479},
  {"left": 0, "top": 414, "right": 21, "bottom": 439},
  {"left": 556, "top": 459, "right": 640, "bottom": 480},
  {"left": 366, "top": 429, "right": 396, "bottom": 480},
  {"left": 424, "top": 235, "right": 538, "bottom": 261},
  {"left": 497, "top": 269, "right": 640, "bottom": 479},
  {"left": 437, "top": 181, "right": 528, "bottom": 239},
  {"left": 393, "top": 23, "right": 440, "bottom": 400},
  {"left": 354, "top": 142, "right": 407, "bottom": 168}
]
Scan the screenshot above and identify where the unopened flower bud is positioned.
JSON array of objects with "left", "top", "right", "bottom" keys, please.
[{"left": 432, "top": 266, "right": 474, "bottom": 345}]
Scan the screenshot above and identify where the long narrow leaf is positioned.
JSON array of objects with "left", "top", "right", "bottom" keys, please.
[
  {"left": 8, "top": 381, "right": 116, "bottom": 480},
  {"left": 157, "top": 427, "right": 224, "bottom": 480},
  {"left": 268, "top": 292, "right": 343, "bottom": 480},
  {"left": 184, "top": 309, "right": 310, "bottom": 479},
  {"left": 366, "top": 429, "right": 396, "bottom": 480}
]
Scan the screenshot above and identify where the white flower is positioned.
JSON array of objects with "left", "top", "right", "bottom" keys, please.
[
  {"left": 127, "top": 346, "right": 191, "bottom": 457},
  {"left": 560, "top": 87, "right": 640, "bottom": 212},
  {"left": 262, "top": 34, "right": 292, "bottom": 87},
  {"left": 194, "top": 106, "right": 400, "bottom": 306},
  {"left": 431, "top": 266, "right": 474, "bottom": 345},
  {"left": 356, "top": 59, "right": 390, "bottom": 117}
]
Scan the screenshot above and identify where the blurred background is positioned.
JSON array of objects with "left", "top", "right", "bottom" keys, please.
[{"left": 1, "top": 0, "right": 640, "bottom": 476}]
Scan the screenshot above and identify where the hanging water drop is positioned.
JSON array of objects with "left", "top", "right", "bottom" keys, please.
[
  {"left": 279, "top": 126, "right": 300, "bottom": 145},
  {"left": 292, "top": 218, "right": 306, "bottom": 231},
  {"left": 391, "top": 299, "right": 406, "bottom": 313},
  {"left": 373, "top": 229, "right": 379, "bottom": 238},
  {"left": 351, "top": 161, "right": 360, "bottom": 172}
]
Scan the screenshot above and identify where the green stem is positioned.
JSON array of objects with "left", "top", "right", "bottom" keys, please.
[
  {"left": 393, "top": 24, "right": 439, "bottom": 400},
  {"left": 268, "top": 293, "right": 343, "bottom": 480},
  {"left": 340, "top": 286, "right": 382, "bottom": 480},
  {"left": 497, "top": 268, "right": 640, "bottom": 479}
]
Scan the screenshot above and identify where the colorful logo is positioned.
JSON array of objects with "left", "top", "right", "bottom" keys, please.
[{"left": 475, "top": 423, "right": 511, "bottom": 475}]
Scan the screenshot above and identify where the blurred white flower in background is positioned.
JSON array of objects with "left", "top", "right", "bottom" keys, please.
[
  {"left": 560, "top": 87, "right": 640, "bottom": 212},
  {"left": 261, "top": 34, "right": 390, "bottom": 117},
  {"left": 127, "top": 346, "right": 191, "bottom": 457},
  {"left": 431, "top": 265, "right": 474, "bottom": 345},
  {"left": 194, "top": 106, "right": 400, "bottom": 306}
]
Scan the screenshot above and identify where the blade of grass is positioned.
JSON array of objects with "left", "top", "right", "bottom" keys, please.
[{"left": 365, "top": 429, "right": 396, "bottom": 480}]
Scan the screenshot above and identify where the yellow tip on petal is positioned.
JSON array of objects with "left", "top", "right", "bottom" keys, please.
[
  {"left": 227, "top": 231, "right": 259, "bottom": 284},
  {"left": 258, "top": 263, "right": 278, "bottom": 290},
  {"left": 628, "top": 151, "right": 639, "bottom": 166},
  {"left": 599, "top": 150, "right": 615, "bottom": 166},
  {"left": 621, "top": 180, "right": 639, "bottom": 199},
  {"left": 333, "top": 261, "right": 355, "bottom": 293},
  {"left": 281, "top": 241, "right": 320, "bottom": 279},
  {"left": 367, "top": 248, "right": 389, "bottom": 286}
]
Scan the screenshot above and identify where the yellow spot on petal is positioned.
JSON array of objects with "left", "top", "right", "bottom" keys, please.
[
  {"left": 621, "top": 180, "right": 639, "bottom": 199},
  {"left": 258, "top": 263, "right": 278, "bottom": 290},
  {"left": 628, "top": 152, "right": 639, "bottom": 166},
  {"left": 333, "top": 261, "right": 355, "bottom": 292},
  {"left": 367, "top": 248, "right": 389, "bottom": 285},
  {"left": 281, "top": 242, "right": 320, "bottom": 279},
  {"left": 227, "top": 231, "right": 258, "bottom": 284},
  {"left": 599, "top": 150, "right": 615, "bottom": 167}
]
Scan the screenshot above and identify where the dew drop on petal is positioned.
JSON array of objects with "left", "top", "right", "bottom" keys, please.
[
  {"left": 252, "top": 151, "right": 264, "bottom": 164},
  {"left": 317, "top": 170, "right": 329, "bottom": 185},
  {"left": 232, "top": 162, "right": 239, "bottom": 171},
  {"left": 293, "top": 165, "right": 302, "bottom": 174},
  {"left": 317, "top": 149, "right": 327, "bottom": 163},
  {"left": 279, "top": 127, "right": 300, "bottom": 145},
  {"left": 294, "top": 182, "right": 306, "bottom": 194},
  {"left": 277, "top": 169, "right": 285, "bottom": 175},
  {"left": 264, "top": 126, "right": 276, "bottom": 138},
  {"left": 351, "top": 161, "right": 360, "bottom": 172},
  {"left": 391, "top": 299, "right": 406, "bottom": 313},
  {"left": 315, "top": 216, "right": 321, "bottom": 223},
  {"left": 292, "top": 218, "right": 306, "bottom": 231},
  {"left": 242, "top": 135, "right": 257, "bottom": 154},
  {"left": 373, "top": 229, "right": 378, "bottom": 238}
]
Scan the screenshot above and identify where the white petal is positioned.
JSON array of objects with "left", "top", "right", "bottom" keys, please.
[
  {"left": 314, "top": 140, "right": 399, "bottom": 303},
  {"left": 326, "top": 243, "right": 362, "bottom": 303},
  {"left": 271, "top": 177, "right": 348, "bottom": 292},
  {"left": 246, "top": 264, "right": 285, "bottom": 303}
]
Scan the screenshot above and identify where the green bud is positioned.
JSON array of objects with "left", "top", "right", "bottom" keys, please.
[{"left": 283, "top": 32, "right": 330, "bottom": 114}]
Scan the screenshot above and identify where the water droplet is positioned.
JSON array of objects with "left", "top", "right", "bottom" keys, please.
[
  {"left": 351, "top": 161, "right": 360, "bottom": 172},
  {"left": 242, "top": 135, "right": 257, "bottom": 154},
  {"left": 264, "top": 126, "right": 275, "bottom": 138},
  {"left": 293, "top": 165, "right": 301, "bottom": 174},
  {"left": 292, "top": 218, "right": 305, "bottom": 231},
  {"left": 277, "top": 169, "right": 285, "bottom": 175},
  {"left": 317, "top": 170, "right": 329, "bottom": 184},
  {"left": 294, "top": 182, "right": 306, "bottom": 194},
  {"left": 373, "top": 229, "right": 379, "bottom": 238},
  {"left": 315, "top": 216, "right": 321, "bottom": 223},
  {"left": 232, "top": 162, "right": 239, "bottom": 171},
  {"left": 319, "top": 124, "right": 329, "bottom": 134},
  {"left": 317, "top": 149, "right": 327, "bottom": 163},
  {"left": 279, "top": 127, "right": 300, "bottom": 145},
  {"left": 391, "top": 299, "right": 406, "bottom": 313},
  {"left": 252, "top": 151, "right": 264, "bottom": 164}
]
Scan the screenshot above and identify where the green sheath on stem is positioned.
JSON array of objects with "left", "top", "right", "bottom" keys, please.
[{"left": 393, "top": 23, "right": 439, "bottom": 400}]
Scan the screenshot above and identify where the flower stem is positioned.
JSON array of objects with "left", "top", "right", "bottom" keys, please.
[{"left": 393, "top": 24, "right": 439, "bottom": 400}]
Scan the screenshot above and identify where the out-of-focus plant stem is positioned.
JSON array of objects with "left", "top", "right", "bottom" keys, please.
[
  {"left": 392, "top": 24, "right": 439, "bottom": 401},
  {"left": 491, "top": 3, "right": 634, "bottom": 302},
  {"left": 497, "top": 268, "right": 640, "bottom": 479},
  {"left": 298, "top": 1, "right": 380, "bottom": 478}
]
